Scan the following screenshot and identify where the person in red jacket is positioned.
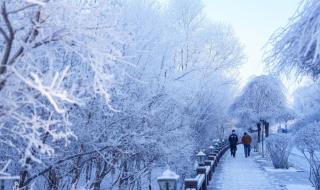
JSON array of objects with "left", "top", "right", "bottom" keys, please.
[{"left": 241, "top": 132, "right": 252, "bottom": 157}]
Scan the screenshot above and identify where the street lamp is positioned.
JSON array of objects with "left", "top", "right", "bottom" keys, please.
[
  {"left": 209, "top": 145, "right": 214, "bottom": 155},
  {"left": 213, "top": 139, "right": 219, "bottom": 149},
  {"left": 196, "top": 151, "right": 207, "bottom": 166},
  {"left": 157, "top": 168, "right": 179, "bottom": 190}
]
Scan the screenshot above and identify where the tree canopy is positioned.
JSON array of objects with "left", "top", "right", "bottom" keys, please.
[
  {"left": 229, "top": 75, "right": 294, "bottom": 125},
  {"left": 0, "top": 0, "right": 244, "bottom": 189},
  {"left": 265, "top": 0, "right": 320, "bottom": 78}
]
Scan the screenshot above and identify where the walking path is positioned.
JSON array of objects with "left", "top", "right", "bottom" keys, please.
[{"left": 208, "top": 145, "right": 276, "bottom": 190}]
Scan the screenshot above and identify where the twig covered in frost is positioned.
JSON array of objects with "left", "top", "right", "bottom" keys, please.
[
  {"left": 229, "top": 75, "right": 293, "bottom": 125},
  {"left": 265, "top": 0, "right": 320, "bottom": 78},
  {"left": 0, "top": 160, "right": 19, "bottom": 180},
  {"left": 11, "top": 66, "right": 79, "bottom": 114},
  {"left": 296, "top": 123, "right": 320, "bottom": 190}
]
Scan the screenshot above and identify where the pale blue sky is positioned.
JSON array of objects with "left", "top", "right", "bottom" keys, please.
[{"left": 203, "top": 0, "right": 302, "bottom": 89}]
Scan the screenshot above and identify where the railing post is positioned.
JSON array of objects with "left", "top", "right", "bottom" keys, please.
[
  {"left": 184, "top": 179, "right": 197, "bottom": 190},
  {"left": 204, "top": 160, "right": 214, "bottom": 180},
  {"left": 196, "top": 167, "right": 207, "bottom": 185},
  {"left": 184, "top": 139, "right": 230, "bottom": 190}
]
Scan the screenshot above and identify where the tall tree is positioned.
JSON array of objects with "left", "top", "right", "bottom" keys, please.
[
  {"left": 266, "top": 1, "right": 320, "bottom": 188},
  {"left": 229, "top": 75, "right": 293, "bottom": 138},
  {"left": 0, "top": 0, "right": 245, "bottom": 189},
  {"left": 0, "top": 0, "right": 127, "bottom": 186}
]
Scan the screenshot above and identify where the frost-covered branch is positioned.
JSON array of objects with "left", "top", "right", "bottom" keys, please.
[
  {"left": 0, "top": 160, "right": 19, "bottom": 180},
  {"left": 12, "top": 66, "right": 79, "bottom": 114},
  {"left": 265, "top": 0, "right": 320, "bottom": 78},
  {"left": 229, "top": 75, "right": 293, "bottom": 125}
]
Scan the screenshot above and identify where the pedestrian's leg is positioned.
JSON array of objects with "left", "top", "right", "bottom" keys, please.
[
  {"left": 247, "top": 145, "right": 249, "bottom": 157},
  {"left": 246, "top": 145, "right": 249, "bottom": 157},
  {"left": 232, "top": 146, "right": 237, "bottom": 157},
  {"left": 243, "top": 145, "right": 246, "bottom": 157},
  {"left": 248, "top": 145, "right": 251, "bottom": 157}
]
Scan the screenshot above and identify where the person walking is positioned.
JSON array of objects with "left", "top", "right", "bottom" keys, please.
[
  {"left": 241, "top": 132, "right": 252, "bottom": 157},
  {"left": 228, "top": 130, "right": 238, "bottom": 157}
]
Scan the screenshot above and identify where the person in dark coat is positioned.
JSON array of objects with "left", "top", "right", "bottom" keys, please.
[
  {"left": 228, "top": 129, "right": 238, "bottom": 157},
  {"left": 241, "top": 132, "right": 252, "bottom": 157}
]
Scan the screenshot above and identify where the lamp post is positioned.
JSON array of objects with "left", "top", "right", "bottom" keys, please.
[
  {"left": 213, "top": 139, "right": 219, "bottom": 149},
  {"left": 196, "top": 151, "right": 206, "bottom": 166},
  {"left": 209, "top": 145, "right": 214, "bottom": 155},
  {"left": 261, "top": 122, "right": 265, "bottom": 158},
  {"left": 157, "top": 168, "right": 179, "bottom": 190}
]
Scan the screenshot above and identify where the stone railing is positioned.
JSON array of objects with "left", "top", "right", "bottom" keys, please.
[{"left": 184, "top": 141, "right": 229, "bottom": 190}]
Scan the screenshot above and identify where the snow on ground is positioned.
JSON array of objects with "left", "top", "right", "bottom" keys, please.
[
  {"left": 208, "top": 145, "right": 313, "bottom": 190},
  {"left": 289, "top": 147, "right": 310, "bottom": 173},
  {"left": 208, "top": 145, "right": 276, "bottom": 190},
  {"left": 286, "top": 184, "right": 314, "bottom": 190},
  {"left": 255, "top": 147, "right": 313, "bottom": 190},
  {"left": 263, "top": 166, "right": 302, "bottom": 173}
]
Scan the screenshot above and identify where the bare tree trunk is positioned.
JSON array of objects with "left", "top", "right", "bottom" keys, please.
[
  {"left": 136, "top": 159, "right": 141, "bottom": 190},
  {"left": 18, "top": 170, "right": 28, "bottom": 190},
  {"left": 310, "top": 155, "right": 320, "bottom": 190},
  {"left": 71, "top": 145, "right": 84, "bottom": 189},
  {"left": 257, "top": 123, "right": 261, "bottom": 143},
  {"left": 18, "top": 157, "right": 31, "bottom": 190},
  {"left": 264, "top": 121, "right": 270, "bottom": 137},
  {"left": 0, "top": 179, "right": 4, "bottom": 190},
  {"left": 148, "top": 169, "right": 152, "bottom": 190},
  {"left": 85, "top": 161, "right": 92, "bottom": 183},
  {"left": 48, "top": 168, "right": 60, "bottom": 190},
  {"left": 91, "top": 157, "right": 110, "bottom": 190},
  {"left": 91, "top": 158, "right": 102, "bottom": 190}
]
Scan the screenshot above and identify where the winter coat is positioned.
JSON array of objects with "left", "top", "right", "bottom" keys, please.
[
  {"left": 241, "top": 135, "right": 252, "bottom": 145},
  {"left": 228, "top": 134, "right": 238, "bottom": 146}
]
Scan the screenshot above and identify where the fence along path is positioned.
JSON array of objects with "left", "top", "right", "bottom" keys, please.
[{"left": 184, "top": 141, "right": 229, "bottom": 190}]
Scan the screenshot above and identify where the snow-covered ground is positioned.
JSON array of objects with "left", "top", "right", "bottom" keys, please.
[
  {"left": 255, "top": 147, "right": 313, "bottom": 190},
  {"left": 209, "top": 145, "right": 275, "bottom": 190},
  {"left": 208, "top": 145, "right": 314, "bottom": 190}
]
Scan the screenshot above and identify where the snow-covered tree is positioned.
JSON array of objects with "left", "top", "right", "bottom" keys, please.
[
  {"left": 290, "top": 83, "right": 320, "bottom": 190},
  {"left": 229, "top": 75, "right": 293, "bottom": 137},
  {"left": 292, "top": 82, "right": 320, "bottom": 129},
  {"left": 0, "top": 0, "right": 245, "bottom": 189},
  {"left": 265, "top": 0, "right": 320, "bottom": 78},
  {"left": 267, "top": 1, "right": 320, "bottom": 187},
  {"left": 0, "top": 0, "right": 127, "bottom": 187}
]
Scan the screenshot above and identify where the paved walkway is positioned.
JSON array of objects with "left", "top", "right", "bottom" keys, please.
[{"left": 208, "top": 145, "right": 276, "bottom": 190}]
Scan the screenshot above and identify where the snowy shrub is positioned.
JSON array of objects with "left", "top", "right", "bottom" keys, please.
[
  {"left": 295, "top": 123, "right": 320, "bottom": 190},
  {"left": 266, "top": 133, "right": 293, "bottom": 169}
]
